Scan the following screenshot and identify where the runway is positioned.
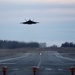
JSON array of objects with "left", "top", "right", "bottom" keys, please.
[{"left": 0, "top": 50, "right": 75, "bottom": 75}]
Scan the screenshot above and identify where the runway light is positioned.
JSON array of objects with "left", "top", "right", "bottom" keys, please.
[
  {"left": 32, "top": 66, "right": 37, "bottom": 75},
  {"left": 2, "top": 66, "right": 7, "bottom": 75},
  {"left": 70, "top": 66, "right": 75, "bottom": 75},
  {"left": 65, "top": 66, "right": 75, "bottom": 75}
]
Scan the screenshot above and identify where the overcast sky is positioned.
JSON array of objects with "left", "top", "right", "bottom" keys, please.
[{"left": 0, "top": 0, "right": 75, "bottom": 46}]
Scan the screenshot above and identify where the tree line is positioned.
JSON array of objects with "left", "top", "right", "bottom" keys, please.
[
  {"left": 0, "top": 40, "right": 75, "bottom": 49},
  {"left": 61, "top": 42, "right": 75, "bottom": 47},
  {"left": 50, "top": 42, "right": 75, "bottom": 48},
  {"left": 0, "top": 40, "right": 39, "bottom": 49}
]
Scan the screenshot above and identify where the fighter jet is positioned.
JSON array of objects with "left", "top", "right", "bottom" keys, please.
[{"left": 20, "top": 19, "right": 39, "bottom": 25}]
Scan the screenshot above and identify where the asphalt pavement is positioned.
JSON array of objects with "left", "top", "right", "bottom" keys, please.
[{"left": 0, "top": 51, "right": 75, "bottom": 75}]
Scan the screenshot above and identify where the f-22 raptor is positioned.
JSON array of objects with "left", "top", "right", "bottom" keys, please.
[{"left": 20, "top": 19, "right": 39, "bottom": 25}]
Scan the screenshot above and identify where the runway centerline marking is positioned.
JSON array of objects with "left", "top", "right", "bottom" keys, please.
[
  {"left": 37, "top": 53, "right": 42, "bottom": 68},
  {"left": 58, "top": 68, "right": 63, "bottom": 71},
  {"left": 45, "top": 68, "right": 52, "bottom": 70}
]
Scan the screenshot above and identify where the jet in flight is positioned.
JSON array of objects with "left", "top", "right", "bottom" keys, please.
[{"left": 20, "top": 19, "right": 39, "bottom": 25}]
